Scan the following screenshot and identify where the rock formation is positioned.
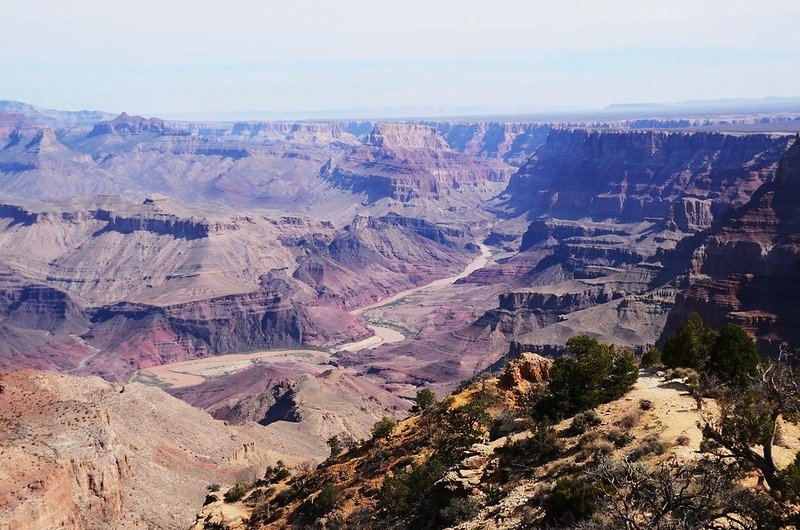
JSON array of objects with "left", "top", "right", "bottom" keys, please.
[
  {"left": 323, "top": 123, "right": 512, "bottom": 203},
  {"left": 502, "top": 129, "right": 792, "bottom": 222},
  {"left": 87, "top": 112, "right": 190, "bottom": 137},
  {"left": 0, "top": 195, "right": 471, "bottom": 381},
  {"left": 0, "top": 370, "right": 292, "bottom": 529},
  {"left": 665, "top": 136, "right": 800, "bottom": 351},
  {"left": 426, "top": 121, "right": 552, "bottom": 165}
]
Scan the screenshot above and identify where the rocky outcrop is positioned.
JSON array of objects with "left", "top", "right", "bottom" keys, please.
[
  {"left": 426, "top": 121, "right": 552, "bottom": 165},
  {"left": 81, "top": 289, "right": 371, "bottom": 381},
  {"left": 324, "top": 123, "right": 512, "bottom": 203},
  {"left": 504, "top": 129, "right": 792, "bottom": 223},
  {"left": 520, "top": 218, "right": 632, "bottom": 251},
  {"left": 88, "top": 112, "right": 190, "bottom": 137},
  {"left": 0, "top": 270, "right": 88, "bottom": 332},
  {"left": 672, "top": 197, "right": 714, "bottom": 231},
  {"left": 227, "top": 121, "right": 360, "bottom": 146},
  {"left": 498, "top": 352, "right": 552, "bottom": 392},
  {"left": 93, "top": 209, "right": 224, "bottom": 239},
  {"left": 365, "top": 123, "right": 450, "bottom": 149},
  {"left": 0, "top": 370, "right": 284, "bottom": 530},
  {"left": 664, "top": 136, "right": 800, "bottom": 351}
]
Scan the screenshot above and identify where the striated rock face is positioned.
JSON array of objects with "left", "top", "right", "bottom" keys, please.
[
  {"left": 87, "top": 112, "right": 190, "bottom": 137},
  {"left": 365, "top": 123, "right": 450, "bottom": 149},
  {"left": 504, "top": 129, "right": 792, "bottom": 223},
  {"left": 324, "top": 123, "right": 512, "bottom": 203},
  {"left": 466, "top": 130, "right": 793, "bottom": 356},
  {"left": 0, "top": 268, "right": 88, "bottom": 332},
  {"left": 0, "top": 370, "right": 287, "bottom": 530},
  {"left": 426, "top": 121, "right": 552, "bottom": 165},
  {"left": 0, "top": 196, "right": 471, "bottom": 381},
  {"left": 673, "top": 197, "right": 714, "bottom": 232},
  {"left": 225, "top": 121, "right": 361, "bottom": 146},
  {"left": 81, "top": 290, "right": 370, "bottom": 381},
  {"left": 665, "top": 136, "right": 800, "bottom": 351}
]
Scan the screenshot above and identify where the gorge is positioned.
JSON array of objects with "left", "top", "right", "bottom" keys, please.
[{"left": 2, "top": 99, "right": 800, "bottom": 529}]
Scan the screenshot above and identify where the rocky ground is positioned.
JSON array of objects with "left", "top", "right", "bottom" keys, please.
[
  {"left": 2, "top": 104, "right": 800, "bottom": 529},
  {"left": 191, "top": 352, "right": 800, "bottom": 529},
  {"left": 0, "top": 370, "right": 301, "bottom": 530}
]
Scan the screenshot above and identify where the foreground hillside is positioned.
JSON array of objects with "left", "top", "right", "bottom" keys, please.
[
  {"left": 0, "top": 370, "right": 309, "bottom": 529},
  {"left": 191, "top": 338, "right": 800, "bottom": 529}
]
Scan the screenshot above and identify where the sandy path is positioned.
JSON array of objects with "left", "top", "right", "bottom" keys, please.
[
  {"left": 334, "top": 244, "right": 492, "bottom": 352},
  {"left": 134, "top": 349, "right": 330, "bottom": 388}
]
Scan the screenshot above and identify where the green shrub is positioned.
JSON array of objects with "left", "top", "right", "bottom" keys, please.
[
  {"left": 411, "top": 388, "right": 436, "bottom": 413},
  {"left": 207, "top": 483, "right": 220, "bottom": 492},
  {"left": 224, "top": 481, "right": 249, "bottom": 503},
  {"left": 569, "top": 409, "right": 602, "bottom": 435},
  {"left": 776, "top": 452, "right": 800, "bottom": 501},
  {"left": 640, "top": 348, "right": 662, "bottom": 368},
  {"left": 294, "top": 482, "right": 342, "bottom": 524},
  {"left": 540, "top": 478, "right": 601, "bottom": 525},
  {"left": 536, "top": 337, "right": 638, "bottom": 419},
  {"left": 327, "top": 435, "right": 342, "bottom": 458},
  {"left": 439, "top": 496, "right": 480, "bottom": 526},
  {"left": 273, "top": 485, "right": 299, "bottom": 506},
  {"left": 663, "top": 313, "right": 716, "bottom": 369},
  {"left": 435, "top": 398, "right": 492, "bottom": 461},
  {"left": 706, "top": 323, "right": 760, "bottom": 389},
  {"left": 371, "top": 417, "right": 396, "bottom": 440},
  {"left": 502, "top": 423, "right": 564, "bottom": 466},
  {"left": 379, "top": 457, "right": 448, "bottom": 514},
  {"left": 263, "top": 461, "right": 291, "bottom": 484}
]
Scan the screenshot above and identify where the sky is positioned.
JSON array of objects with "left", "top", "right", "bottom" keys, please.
[{"left": 2, "top": 0, "right": 800, "bottom": 118}]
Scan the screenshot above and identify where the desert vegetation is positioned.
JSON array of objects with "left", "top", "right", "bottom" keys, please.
[{"left": 191, "top": 324, "right": 800, "bottom": 529}]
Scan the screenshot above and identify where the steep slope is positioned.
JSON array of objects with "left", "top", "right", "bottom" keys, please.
[
  {"left": 0, "top": 370, "right": 292, "bottom": 530},
  {"left": 501, "top": 129, "right": 792, "bottom": 223},
  {"left": 426, "top": 121, "right": 552, "bottom": 165},
  {"left": 665, "top": 135, "right": 800, "bottom": 351},
  {"left": 0, "top": 196, "right": 473, "bottom": 381},
  {"left": 190, "top": 354, "right": 772, "bottom": 530},
  {"left": 461, "top": 130, "right": 795, "bottom": 359},
  {"left": 324, "top": 123, "right": 512, "bottom": 204}
]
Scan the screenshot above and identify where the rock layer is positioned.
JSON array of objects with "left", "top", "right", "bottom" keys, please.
[{"left": 665, "top": 136, "right": 800, "bottom": 351}]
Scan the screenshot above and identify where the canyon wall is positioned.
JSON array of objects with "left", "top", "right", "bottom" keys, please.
[
  {"left": 504, "top": 129, "right": 792, "bottom": 223},
  {"left": 664, "top": 136, "right": 800, "bottom": 351},
  {"left": 324, "top": 123, "right": 512, "bottom": 202}
]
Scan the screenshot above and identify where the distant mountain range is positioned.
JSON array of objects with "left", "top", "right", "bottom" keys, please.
[{"left": 4, "top": 96, "right": 799, "bottom": 123}]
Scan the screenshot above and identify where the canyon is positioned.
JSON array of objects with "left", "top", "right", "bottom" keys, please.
[{"left": 1, "top": 100, "right": 800, "bottom": 528}]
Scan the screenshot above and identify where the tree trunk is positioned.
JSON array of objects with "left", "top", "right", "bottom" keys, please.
[{"left": 761, "top": 412, "right": 781, "bottom": 488}]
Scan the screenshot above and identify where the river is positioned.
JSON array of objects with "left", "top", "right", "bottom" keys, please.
[
  {"left": 132, "top": 243, "right": 492, "bottom": 387},
  {"left": 332, "top": 243, "right": 492, "bottom": 352}
]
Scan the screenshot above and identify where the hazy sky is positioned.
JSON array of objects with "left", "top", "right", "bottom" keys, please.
[{"left": 3, "top": 0, "right": 800, "bottom": 117}]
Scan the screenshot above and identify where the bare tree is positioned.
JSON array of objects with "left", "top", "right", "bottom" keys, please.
[
  {"left": 579, "top": 456, "right": 784, "bottom": 530},
  {"left": 703, "top": 344, "right": 800, "bottom": 490}
]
